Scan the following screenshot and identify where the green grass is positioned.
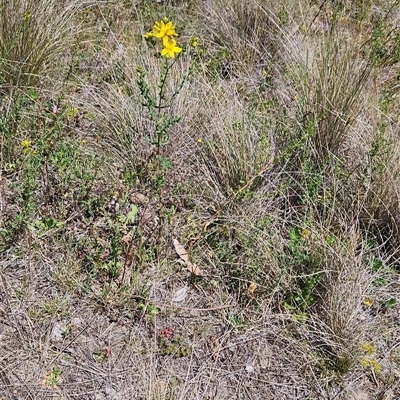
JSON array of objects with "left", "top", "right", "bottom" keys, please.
[{"left": 1, "top": 0, "right": 400, "bottom": 398}]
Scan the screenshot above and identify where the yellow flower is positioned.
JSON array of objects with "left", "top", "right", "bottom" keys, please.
[
  {"left": 301, "top": 227, "right": 311, "bottom": 239},
  {"left": 363, "top": 297, "right": 374, "bottom": 307},
  {"left": 360, "top": 357, "right": 381, "bottom": 373},
  {"left": 248, "top": 282, "right": 257, "bottom": 297},
  {"left": 20, "top": 139, "right": 34, "bottom": 154},
  {"left": 190, "top": 36, "right": 199, "bottom": 48},
  {"left": 161, "top": 37, "right": 182, "bottom": 58},
  {"left": 361, "top": 343, "right": 376, "bottom": 355},
  {"left": 153, "top": 18, "right": 177, "bottom": 39},
  {"left": 369, "top": 358, "right": 381, "bottom": 373},
  {"left": 21, "top": 140, "right": 32, "bottom": 148}
]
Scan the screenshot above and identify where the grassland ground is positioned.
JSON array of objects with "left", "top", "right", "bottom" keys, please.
[{"left": 1, "top": 0, "right": 400, "bottom": 399}]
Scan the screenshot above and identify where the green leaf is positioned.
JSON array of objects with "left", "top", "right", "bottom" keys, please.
[
  {"left": 383, "top": 298, "right": 397, "bottom": 309},
  {"left": 127, "top": 204, "right": 138, "bottom": 223}
]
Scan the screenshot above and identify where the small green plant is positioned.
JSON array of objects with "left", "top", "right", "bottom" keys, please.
[
  {"left": 14, "top": 273, "right": 29, "bottom": 299},
  {"left": 41, "top": 365, "right": 62, "bottom": 389},
  {"left": 29, "top": 297, "right": 69, "bottom": 322},
  {"left": 226, "top": 311, "right": 245, "bottom": 330},
  {"left": 158, "top": 328, "right": 190, "bottom": 358},
  {"left": 139, "top": 302, "right": 160, "bottom": 323},
  {"left": 94, "top": 347, "right": 112, "bottom": 363},
  {"left": 382, "top": 297, "right": 397, "bottom": 310},
  {"left": 0, "top": 94, "right": 102, "bottom": 253},
  {"left": 366, "top": 18, "right": 400, "bottom": 67},
  {"left": 282, "top": 226, "right": 324, "bottom": 312}
]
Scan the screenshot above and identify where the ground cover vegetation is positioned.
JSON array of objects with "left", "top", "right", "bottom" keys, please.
[{"left": 1, "top": 0, "right": 400, "bottom": 398}]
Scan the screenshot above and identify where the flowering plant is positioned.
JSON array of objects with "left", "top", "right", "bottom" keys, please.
[{"left": 137, "top": 18, "right": 198, "bottom": 191}]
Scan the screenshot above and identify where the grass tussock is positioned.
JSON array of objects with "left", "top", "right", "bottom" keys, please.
[
  {"left": 0, "top": 0, "right": 84, "bottom": 89},
  {"left": 1, "top": 0, "right": 400, "bottom": 398}
]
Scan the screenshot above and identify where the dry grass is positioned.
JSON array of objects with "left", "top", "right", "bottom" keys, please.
[{"left": 1, "top": 0, "right": 400, "bottom": 399}]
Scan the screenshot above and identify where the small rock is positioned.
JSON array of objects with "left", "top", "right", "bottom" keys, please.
[
  {"left": 50, "top": 323, "right": 64, "bottom": 342},
  {"left": 172, "top": 287, "right": 188, "bottom": 303},
  {"left": 245, "top": 365, "right": 254, "bottom": 373},
  {"left": 105, "top": 387, "right": 119, "bottom": 399}
]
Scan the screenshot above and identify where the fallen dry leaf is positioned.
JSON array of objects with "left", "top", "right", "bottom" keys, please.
[
  {"left": 129, "top": 192, "right": 149, "bottom": 205},
  {"left": 173, "top": 238, "right": 204, "bottom": 276},
  {"left": 173, "top": 238, "right": 189, "bottom": 264},
  {"left": 187, "top": 262, "right": 203, "bottom": 276}
]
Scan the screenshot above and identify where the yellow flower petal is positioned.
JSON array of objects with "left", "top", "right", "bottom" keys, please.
[{"left": 161, "top": 36, "right": 182, "bottom": 58}]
